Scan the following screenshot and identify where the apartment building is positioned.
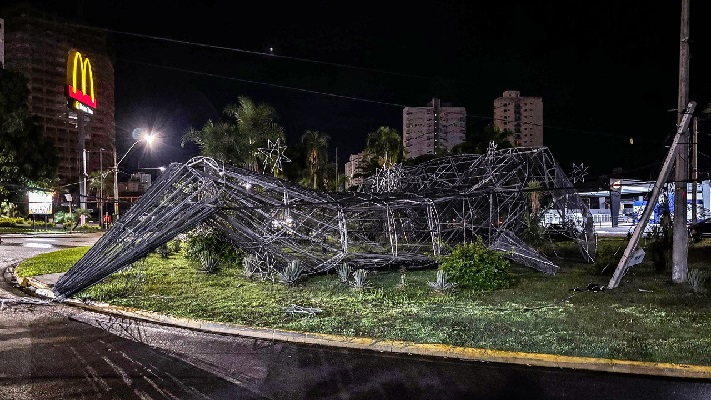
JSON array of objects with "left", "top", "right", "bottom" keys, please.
[
  {"left": 345, "top": 151, "right": 365, "bottom": 190},
  {"left": 2, "top": 6, "right": 115, "bottom": 187},
  {"left": 493, "top": 90, "right": 543, "bottom": 147},
  {"left": 403, "top": 97, "right": 466, "bottom": 159}
]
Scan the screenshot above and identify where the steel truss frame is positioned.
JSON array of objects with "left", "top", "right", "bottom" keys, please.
[{"left": 54, "top": 147, "right": 596, "bottom": 300}]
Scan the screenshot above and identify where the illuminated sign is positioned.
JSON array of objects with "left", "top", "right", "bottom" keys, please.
[
  {"left": 66, "top": 49, "right": 97, "bottom": 109},
  {"left": 71, "top": 100, "right": 94, "bottom": 115},
  {"left": 28, "top": 191, "right": 53, "bottom": 215}
]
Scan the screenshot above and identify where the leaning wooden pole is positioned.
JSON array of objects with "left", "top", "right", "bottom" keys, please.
[{"left": 607, "top": 101, "right": 696, "bottom": 289}]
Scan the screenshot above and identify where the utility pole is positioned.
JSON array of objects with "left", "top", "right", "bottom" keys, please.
[
  {"left": 99, "top": 148, "right": 104, "bottom": 226},
  {"left": 672, "top": 0, "right": 690, "bottom": 284},
  {"left": 113, "top": 147, "right": 119, "bottom": 222}
]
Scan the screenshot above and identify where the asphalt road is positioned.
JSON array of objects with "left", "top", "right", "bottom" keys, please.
[
  {"left": 1, "top": 233, "right": 711, "bottom": 399},
  {"left": 0, "top": 232, "right": 266, "bottom": 399}
]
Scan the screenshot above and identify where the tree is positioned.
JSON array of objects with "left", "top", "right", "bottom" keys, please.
[
  {"left": 452, "top": 123, "right": 513, "bottom": 155},
  {"left": 181, "top": 96, "right": 285, "bottom": 171},
  {"left": 88, "top": 170, "right": 112, "bottom": 219},
  {"left": 0, "top": 68, "right": 58, "bottom": 196},
  {"left": 301, "top": 130, "right": 330, "bottom": 190},
  {"left": 225, "top": 96, "right": 285, "bottom": 172},
  {"left": 362, "top": 126, "right": 403, "bottom": 176}
]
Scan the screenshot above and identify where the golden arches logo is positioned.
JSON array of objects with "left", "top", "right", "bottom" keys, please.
[{"left": 66, "top": 49, "right": 97, "bottom": 109}]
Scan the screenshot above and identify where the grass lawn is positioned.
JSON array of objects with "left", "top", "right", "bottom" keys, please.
[{"left": 16, "top": 237, "right": 711, "bottom": 366}]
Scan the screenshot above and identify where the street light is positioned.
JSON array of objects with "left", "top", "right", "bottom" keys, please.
[{"left": 113, "top": 131, "right": 156, "bottom": 221}]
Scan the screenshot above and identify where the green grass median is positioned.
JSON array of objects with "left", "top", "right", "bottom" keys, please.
[{"left": 15, "top": 238, "right": 711, "bottom": 366}]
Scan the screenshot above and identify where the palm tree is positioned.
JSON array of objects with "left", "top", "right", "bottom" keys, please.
[
  {"left": 224, "top": 96, "right": 285, "bottom": 172},
  {"left": 182, "top": 96, "right": 285, "bottom": 171},
  {"left": 88, "top": 170, "right": 112, "bottom": 221},
  {"left": 526, "top": 179, "right": 542, "bottom": 215},
  {"left": 363, "top": 126, "right": 403, "bottom": 175},
  {"left": 301, "top": 130, "right": 330, "bottom": 190},
  {"left": 181, "top": 120, "right": 242, "bottom": 164}
]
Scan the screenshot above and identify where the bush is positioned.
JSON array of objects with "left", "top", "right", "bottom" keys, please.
[
  {"left": 277, "top": 260, "right": 304, "bottom": 285},
  {"left": 644, "top": 224, "right": 672, "bottom": 273},
  {"left": 591, "top": 239, "right": 626, "bottom": 275},
  {"left": 184, "top": 226, "right": 242, "bottom": 267},
  {"left": 437, "top": 239, "right": 513, "bottom": 290}
]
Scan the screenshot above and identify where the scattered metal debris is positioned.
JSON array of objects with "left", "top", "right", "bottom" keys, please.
[{"left": 283, "top": 304, "right": 323, "bottom": 316}]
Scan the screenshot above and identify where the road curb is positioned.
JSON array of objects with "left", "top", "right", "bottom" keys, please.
[{"left": 15, "top": 270, "right": 711, "bottom": 380}]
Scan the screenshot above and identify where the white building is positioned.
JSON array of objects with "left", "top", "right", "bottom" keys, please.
[
  {"left": 345, "top": 152, "right": 365, "bottom": 190},
  {"left": 118, "top": 173, "right": 152, "bottom": 194},
  {"left": 493, "top": 90, "right": 543, "bottom": 147},
  {"left": 403, "top": 98, "right": 466, "bottom": 159}
]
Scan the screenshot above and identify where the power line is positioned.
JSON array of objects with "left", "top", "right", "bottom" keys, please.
[
  {"left": 119, "top": 58, "right": 634, "bottom": 140},
  {"left": 62, "top": 21, "right": 443, "bottom": 82},
  {"left": 60, "top": 20, "right": 635, "bottom": 139}
]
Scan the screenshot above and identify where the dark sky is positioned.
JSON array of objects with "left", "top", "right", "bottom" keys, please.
[{"left": 7, "top": 1, "right": 711, "bottom": 180}]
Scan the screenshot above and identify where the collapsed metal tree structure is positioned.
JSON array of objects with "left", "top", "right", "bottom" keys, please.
[{"left": 53, "top": 146, "right": 597, "bottom": 300}]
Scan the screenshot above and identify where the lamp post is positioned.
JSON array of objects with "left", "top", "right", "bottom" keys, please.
[{"left": 113, "top": 133, "right": 156, "bottom": 221}]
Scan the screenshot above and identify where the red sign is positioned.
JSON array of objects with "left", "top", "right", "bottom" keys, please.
[{"left": 66, "top": 49, "right": 97, "bottom": 109}]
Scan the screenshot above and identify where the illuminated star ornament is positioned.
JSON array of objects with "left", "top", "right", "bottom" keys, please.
[
  {"left": 258, "top": 138, "right": 291, "bottom": 174},
  {"left": 571, "top": 163, "right": 589, "bottom": 183}
]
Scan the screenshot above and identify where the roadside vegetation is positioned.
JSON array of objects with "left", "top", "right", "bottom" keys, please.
[{"left": 15, "top": 236, "right": 711, "bottom": 366}]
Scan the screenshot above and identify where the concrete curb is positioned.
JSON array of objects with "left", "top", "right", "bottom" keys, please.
[{"left": 14, "top": 270, "right": 711, "bottom": 380}]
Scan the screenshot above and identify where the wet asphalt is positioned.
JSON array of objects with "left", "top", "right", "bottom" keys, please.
[{"left": 1, "top": 232, "right": 711, "bottom": 399}]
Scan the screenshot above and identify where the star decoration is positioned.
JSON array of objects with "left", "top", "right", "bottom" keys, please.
[
  {"left": 258, "top": 138, "right": 291, "bottom": 174},
  {"left": 487, "top": 141, "right": 498, "bottom": 155},
  {"left": 571, "top": 163, "right": 589, "bottom": 183}
]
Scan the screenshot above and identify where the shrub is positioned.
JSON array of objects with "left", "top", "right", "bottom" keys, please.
[
  {"left": 198, "top": 251, "right": 219, "bottom": 273},
  {"left": 437, "top": 239, "right": 513, "bottom": 290},
  {"left": 157, "top": 243, "right": 171, "bottom": 258},
  {"left": 337, "top": 263, "right": 351, "bottom": 283},
  {"left": 644, "top": 224, "right": 672, "bottom": 273},
  {"left": 184, "top": 226, "right": 242, "bottom": 267},
  {"left": 0, "top": 217, "right": 15, "bottom": 227},
  {"left": 687, "top": 269, "right": 707, "bottom": 294},
  {"left": 277, "top": 260, "right": 304, "bottom": 285},
  {"left": 350, "top": 269, "right": 370, "bottom": 289},
  {"left": 591, "top": 239, "right": 626, "bottom": 275},
  {"left": 428, "top": 270, "right": 457, "bottom": 292},
  {"left": 520, "top": 212, "right": 546, "bottom": 249},
  {"left": 242, "top": 254, "right": 257, "bottom": 278}
]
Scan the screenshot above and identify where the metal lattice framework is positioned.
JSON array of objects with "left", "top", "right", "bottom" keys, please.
[{"left": 53, "top": 146, "right": 596, "bottom": 300}]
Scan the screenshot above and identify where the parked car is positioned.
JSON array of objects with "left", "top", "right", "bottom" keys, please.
[{"left": 688, "top": 217, "right": 711, "bottom": 241}]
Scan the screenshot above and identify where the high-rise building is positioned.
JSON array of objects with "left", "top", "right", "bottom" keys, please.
[
  {"left": 493, "top": 90, "right": 543, "bottom": 147},
  {"left": 2, "top": 6, "right": 115, "bottom": 188},
  {"left": 403, "top": 97, "right": 466, "bottom": 159},
  {"left": 345, "top": 151, "right": 365, "bottom": 190}
]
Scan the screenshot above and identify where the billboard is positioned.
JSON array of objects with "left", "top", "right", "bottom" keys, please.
[
  {"left": 28, "top": 191, "right": 53, "bottom": 215},
  {"left": 66, "top": 49, "right": 97, "bottom": 113}
]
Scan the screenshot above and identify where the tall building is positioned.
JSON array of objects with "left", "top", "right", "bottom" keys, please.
[
  {"left": 493, "top": 90, "right": 543, "bottom": 147},
  {"left": 2, "top": 6, "right": 115, "bottom": 188},
  {"left": 345, "top": 151, "right": 365, "bottom": 190},
  {"left": 402, "top": 97, "right": 466, "bottom": 159}
]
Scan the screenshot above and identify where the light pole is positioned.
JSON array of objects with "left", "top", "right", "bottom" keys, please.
[{"left": 113, "top": 133, "right": 156, "bottom": 221}]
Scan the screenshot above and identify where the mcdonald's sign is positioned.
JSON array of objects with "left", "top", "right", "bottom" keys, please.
[{"left": 66, "top": 49, "right": 97, "bottom": 110}]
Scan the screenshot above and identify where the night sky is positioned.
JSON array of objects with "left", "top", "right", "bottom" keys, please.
[{"left": 6, "top": 1, "right": 711, "bottom": 180}]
